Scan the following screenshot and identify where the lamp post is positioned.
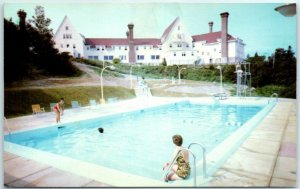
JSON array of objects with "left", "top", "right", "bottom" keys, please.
[
  {"left": 100, "top": 65, "right": 115, "bottom": 104},
  {"left": 275, "top": 3, "right": 296, "bottom": 17},
  {"left": 130, "top": 63, "right": 140, "bottom": 89},
  {"left": 178, "top": 67, "right": 186, "bottom": 84},
  {"left": 216, "top": 65, "right": 223, "bottom": 94}
]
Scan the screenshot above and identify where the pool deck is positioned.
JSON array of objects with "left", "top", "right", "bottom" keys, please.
[{"left": 3, "top": 97, "right": 297, "bottom": 187}]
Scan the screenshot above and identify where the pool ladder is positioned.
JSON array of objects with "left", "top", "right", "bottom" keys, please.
[
  {"left": 268, "top": 93, "right": 278, "bottom": 104},
  {"left": 4, "top": 117, "right": 11, "bottom": 134},
  {"left": 163, "top": 142, "right": 207, "bottom": 186}
]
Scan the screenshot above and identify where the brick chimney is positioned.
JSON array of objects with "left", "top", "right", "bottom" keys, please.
[
  {"left": 127, "top": 23, "right": 135, "bottom": 63},
  {"left": 17, "top": 10, "right": 27, "bottom": 29},
  {"left": 220, "top": 12, "right": 229, "bottom": 63},
  {"left": 208, "top": 22, "right": 213, "bottom": 33}
]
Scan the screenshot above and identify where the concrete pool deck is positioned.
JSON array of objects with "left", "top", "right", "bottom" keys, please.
[{"left": 3, "top": 97, "right": 297, "bottom": 187}]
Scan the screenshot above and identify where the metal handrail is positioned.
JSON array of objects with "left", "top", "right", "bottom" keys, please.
[
  {"left": 163, "top": 148, "right": 197, "bottom": 186},
  {"left": 268, "top": 93, "right": 278, "bottom": 104},
  {"left": 188, "top": 142, "right": 207, "bottom": 179},
  {"left": 4, "top": 117, "right": 11, "bottom": 134}
]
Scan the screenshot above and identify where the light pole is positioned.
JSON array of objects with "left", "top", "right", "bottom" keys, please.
[
  {"left": 100, "top": 65, "right": 115, "bottom": 104},
  {"left": 178, "top": 67, "right": 186, "bottom": 84},
  {"left": 130, "top": 63, "right": 140, "bottom": 89},
  {"left": 216, "top": 65, "right": 223, "bottom": 94}
]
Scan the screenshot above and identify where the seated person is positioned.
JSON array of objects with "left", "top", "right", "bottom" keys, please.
[{"left": 163, "top": 135, "right": 191, "bottom": 181}]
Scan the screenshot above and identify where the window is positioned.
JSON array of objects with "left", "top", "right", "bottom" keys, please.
[
  {"left": 186, "top": 44, "right": 189, "bottom": 48},
  {"left": 66, "top": 44, "right": 69, "bottom": 48},
  {"left": 169, "top": 44, "right": 172, "bottom": 48},
  {"left": 178, "top": 43, "right": 182, "bottom": 48},
  {"left": 144, "top": 46, "right": 146, "bottom": 50},
  {"left": 125, "top": 46, "right": 128, "bottom": 50},
  {"left": 174, "top": 53, "right": 176, "bottom": 56},
  {"left": 104, "top": 56, "right": 113, "bottom": 60},
  {"left": 150, "top": 55, "right": 159, "bottom": 60},
  {"left": 63, "top": 34, "right": 66, "bottom": 39},
  {"left": 93, "top": 56, "right": 98, "bottom": 60},
  {"left": 88, "top": 56, "right": 93, "bottom": 59},
  {"left": 66, "top": 26, "right": 69, "bottom": 30},
  {"left": 87, "top": 47, "right": 90, "bottom": 50},
  {"left": 177, "top": 34, "right": 181, "bottom": 39},
  {"left": 137, "top": 55, "right": 144, "bottom": 60},
  {"left": 119, "top": 46, "right": 121, "bottom": 50},
  {"left": 60, "top": 44, "right": 63, "bottom": 48},
  {"left": 191, "top": 52, "right": 194, "bottom": 56},
  {"left": 136, "top": 47, "right": 139, "bottom": 50},
  {"left": 182, "top": 52, "right": 186, "bottom": 56},
  {"left": 73, "top": 44, "right": 76, "bottom": 48},
  {"left": 119, "top": 55, "right": 126, "bottom": 60},
  {"left": 97, "top": 48, "right": 100, "bottom": 51},
  {"left": 192, "top": 43, "right": 195, "bottom": 47}
]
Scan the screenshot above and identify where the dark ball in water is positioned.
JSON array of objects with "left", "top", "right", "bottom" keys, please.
[{"left": 98, "top": 128, "right": 104, "bottom": 133}]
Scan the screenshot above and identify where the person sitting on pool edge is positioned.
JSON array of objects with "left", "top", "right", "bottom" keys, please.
[{"left": 163, "top": 134, "right": 191, "bottom": 181}]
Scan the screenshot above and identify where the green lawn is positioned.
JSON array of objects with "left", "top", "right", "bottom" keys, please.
[{"left": 4, "top": 86, "right": 135, "bottom": 118}]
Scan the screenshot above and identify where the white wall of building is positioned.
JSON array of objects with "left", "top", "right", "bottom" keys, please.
[{"left": 53, "top": 16, "right": 84, "bottom": 58}]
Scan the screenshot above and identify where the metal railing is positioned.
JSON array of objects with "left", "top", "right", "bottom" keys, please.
[
  {"left": 268, "top": 93, "right": 278, "bottom": 104},
  {"left": 163, "top": 148, "right": 197, "bottom": 186},
  {"left": 4, "top": 117, "right": 11, "bottom": 134},
  {"left": 188, "top": 142, "right": 207, "bottom": 179}
]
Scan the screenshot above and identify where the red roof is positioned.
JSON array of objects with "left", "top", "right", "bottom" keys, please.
[
  {"left": 161, "top": 17, "right": 179, "bottom": 40},
  {"left": 85, "top": 38, "right": 129, "bottom": 46},
  {"left": 134, "top": 38, "right": 161, "bottom": 46},
  {"left": 192, "top": 31, "right": 236, "bottom": 43},
  {"left": 85, "top": 38, "right": 161, "bottom": 46}
]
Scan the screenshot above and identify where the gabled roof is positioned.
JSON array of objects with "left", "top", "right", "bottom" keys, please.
[
  {"left": 161, "top": 17, "right": 179, "bottom": 41},
  {"left": 85, "top": 38, "right": 161, "bottom": 46},
  {"left": 85, "top": 38, "right": 129, "bottom": 46},
  {"left": 134, "top": 38, "right": 161, "bottom": 46},
  {"left": 192, "top": 31, "right": 236, "bottom": 43}
]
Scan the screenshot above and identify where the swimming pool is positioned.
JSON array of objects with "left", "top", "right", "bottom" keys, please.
[{"left": 4, "top": 99, "right": 276, "bottom": 186}]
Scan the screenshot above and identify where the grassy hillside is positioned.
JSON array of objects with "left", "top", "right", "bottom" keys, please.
[{"left": 4, "top": 86, "right": 135, "bottom": 118}]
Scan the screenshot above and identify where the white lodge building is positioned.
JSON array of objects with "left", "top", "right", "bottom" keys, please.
[{"left": 54, "top": 12, "right": 245, "bottom": 65}]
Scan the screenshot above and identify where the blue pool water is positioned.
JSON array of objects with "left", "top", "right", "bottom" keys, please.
[{"left": 5, "top": 102, "right": 263, "bottom": 180}]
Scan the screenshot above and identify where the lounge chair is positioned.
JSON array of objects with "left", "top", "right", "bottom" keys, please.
[
  {"left": 107, "top": 97, "right": 118, "bottom": 103},
  {"left": 71, "top": 101, "right": 81, "bottom": 108},
  {"left": 32, "top": 104, "right": 45, "bottom": 114},
  {"left": 89, "top": 99, "right": 97, "bottom": 106}
]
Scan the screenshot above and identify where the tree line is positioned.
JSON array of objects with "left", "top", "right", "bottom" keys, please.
[{"left": 4, "top": 6, "right": 81, "bottom": 86}]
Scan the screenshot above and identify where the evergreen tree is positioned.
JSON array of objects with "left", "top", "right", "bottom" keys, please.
[{"left": 28, "top": 5, "right": 53, "bottom": 36}]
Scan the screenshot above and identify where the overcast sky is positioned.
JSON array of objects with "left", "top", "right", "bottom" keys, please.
[{"left": 4, "top": 2, "right": 297, "bottom": 56}]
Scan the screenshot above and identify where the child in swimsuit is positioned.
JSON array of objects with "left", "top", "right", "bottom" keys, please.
[
  {"left": 163, "top": 135, "right": 191, "bottom": 181},
  {"left": 53, "top": 98, "right": 64, "bottom": 123}
]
